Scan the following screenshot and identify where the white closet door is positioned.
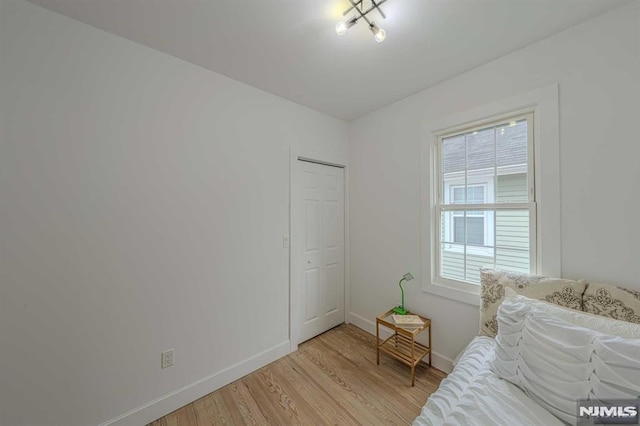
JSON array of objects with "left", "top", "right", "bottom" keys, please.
[{"left": 297, "top": 160, "right": 344, "bottom": 343}]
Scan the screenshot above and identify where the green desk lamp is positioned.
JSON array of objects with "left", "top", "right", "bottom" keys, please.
[{"left": 392, "top": 272, "right": 414, "bottom": 315}]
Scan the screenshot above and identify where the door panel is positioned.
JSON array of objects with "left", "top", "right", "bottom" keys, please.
[
  {"left": 324, "top": 262, "right": 339, "bottom": 314},
  {"left": 324, "top": 201, "right": 338, "bottom": 248},
  {"left": 305, "top": 200, "right": 319, "bottom": 251},
  {"left": 304, "top": 268, "right": 319, "bottom": 323}
]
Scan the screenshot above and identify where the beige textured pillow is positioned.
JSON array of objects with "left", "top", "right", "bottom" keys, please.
[
  {"left": 582, "top": 282, "right": 640, "bottom": 324},
  {"left": 479, "top": 268, "right": 586, "bottom": 337}
]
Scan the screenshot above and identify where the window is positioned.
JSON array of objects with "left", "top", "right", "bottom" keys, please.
[
  {"left": 436, "top": 113, "right": 536, "bottom": 286},
  {"left": 421, "top": 85, "right": 561, "bottom": 306}
]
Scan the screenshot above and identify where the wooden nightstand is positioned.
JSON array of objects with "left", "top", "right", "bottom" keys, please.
[{"left": 376, "top": 309, "right": 431, "bottom": 386}]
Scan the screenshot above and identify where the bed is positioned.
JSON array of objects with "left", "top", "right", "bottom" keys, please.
[{"left": 413, "top": 269, "right": 640, "bottom": 426}]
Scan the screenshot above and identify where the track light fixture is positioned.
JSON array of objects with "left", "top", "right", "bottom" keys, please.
[{"left": 335, "top": 0, "right": 389, "bottom": 42}]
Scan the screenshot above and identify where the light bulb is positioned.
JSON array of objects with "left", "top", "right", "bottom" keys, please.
[
  {"left": 374, "top": 28, "right": 386, "bottom": 43},
  {"left": 336, "top": 17, "right": 357, "bottom": 35},
  {"left": 369, "top": 22, "right": 386, "bottom": 43}
]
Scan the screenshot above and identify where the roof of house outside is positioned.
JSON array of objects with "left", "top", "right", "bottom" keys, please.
[{"left": 443, "top": 120, "right": 527, "bottom": 174}]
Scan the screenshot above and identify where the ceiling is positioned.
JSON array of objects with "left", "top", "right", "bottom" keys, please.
[{"left": 26, "top": 0, "right": 630, "bottom": 121}]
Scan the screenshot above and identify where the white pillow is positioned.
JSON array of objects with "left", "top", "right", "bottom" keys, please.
[
  {"left": 493, "top": 289, "right": 640, "bottom": 385},
  {"left": 492, "top": 292, "right": 640, "bottom": 425},
  {"left": 503, "top": 288, "right": 640, "bottom": 338},
  {"left": 589, "top": 335, "right": 640, "bottom": 401}
]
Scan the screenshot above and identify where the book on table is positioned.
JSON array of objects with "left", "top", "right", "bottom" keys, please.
[{"left": 391, "top": 314, "right": 424, "bottom": 328}]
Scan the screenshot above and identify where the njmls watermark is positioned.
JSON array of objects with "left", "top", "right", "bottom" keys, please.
[{"left": 578, "top": 400, "right": 639, "bottom": 425}]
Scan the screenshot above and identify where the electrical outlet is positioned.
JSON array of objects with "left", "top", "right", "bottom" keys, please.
[
  {"left": 161, "top": 349, "right": 174, "bottom": 369},
  {"left": 283, "top": 235, "right": 290, "bottom": 248}
]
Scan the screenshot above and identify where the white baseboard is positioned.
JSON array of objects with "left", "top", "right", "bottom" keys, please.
[
  {"left": 99, "top": 314, "right": 452, "bottom": 426},
  {"left": 99, "top": 341, "right": 291, "bottom": 426},
  {"left": 348, "top": 312, "right": 454, "bottom": 374}
]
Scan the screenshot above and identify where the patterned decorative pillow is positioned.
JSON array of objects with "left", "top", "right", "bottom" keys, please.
[
  {"left": 582, "top": 282, "right": 640, "bottom": 324},
  {"left": 479, "top": 268, "right": 586, "bottom": 337}
]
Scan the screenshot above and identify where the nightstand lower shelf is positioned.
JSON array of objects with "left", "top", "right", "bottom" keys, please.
[{"left": 378, "top": 333, "right": 430, "bottom": 366}]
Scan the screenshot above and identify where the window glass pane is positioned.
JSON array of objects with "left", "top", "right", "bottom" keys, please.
[
  {"left": 467, "top": 126, "right": 495, "bottom": 203},
  {"left": 442, "top": 135, "right": 465, "bottom": 199},
  {"left": 453, "top": 216, "right": 464, "bottom": 243},
  {"left": 442, "top": 135, "right": 466, "bottom": 174},
  {"left": 465, "top": 217, "right": 484, "bottom": 246},
  {"left": 453, "top": 187, "right": 465, "bottom": 204},
  {"left": 453, "top": 215, "right": 485, "bottom": 245},
  {"left": 440, "top": 243, "right": 465, "bottom": 282},
  {"left": 496, "top": 119, "right": 528, "bottom": 202},
  {"left": 495, "top": 209, "right": 530, "bottom": 273},
  {"left": 468, "top": 186, "right": 484, "bottom": 204},
  {"left": 451, "top": 185, "right": 484, "bottom": 205},
  {"left": 441, "top": 210, "right": 496, "bottom": 285},
  {"left": 447, "top": 210, "right": 463, "bottom": 243},
  {"left": 465, "top": 255, "right": 490, "bottom": 284},
  {"left": 497, "top": 173, "right": 528, "bottom": 202},
  {"left": 466, "top": 128, "right": 495, "bottom": 171},
  {"left": 496, "top": 119, "right": 527, "bottom": 168}
]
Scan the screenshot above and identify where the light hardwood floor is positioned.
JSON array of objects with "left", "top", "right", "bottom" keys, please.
[{"left": 149, "top": 324, "right": 446, "bottom": 425}]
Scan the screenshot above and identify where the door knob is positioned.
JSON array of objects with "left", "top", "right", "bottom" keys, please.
[{"left": 307, "top": 260, "right": 311, "bottom": 264}]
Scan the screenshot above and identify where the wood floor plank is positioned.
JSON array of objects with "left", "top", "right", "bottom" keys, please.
[
  {"left": 299, "top": 339, "right": 410, "bottom": 424},
  {"left": 288, "top": 348, "right": 386, "bottom": 425},
  {"left": 149, "top": 410, "right": 177, "bottom": 426},
  {"left": 319, "top": 328, "right": 445, "bottom": 407},
  {"left": 225, "top": 381, "right": 270, "bottom": 425},
  {"left": 149, "top": 324, "right": 446, "bottom": 425},
  {"left": 314, "top": 337, "right": 424, "bottom": 418},
  {"left": 175, "top": 404, "right": 198, "bottom": 426},
  {"left": 191, "top": 390, "right": 240, "bottom": 426},
  {"left": 269, "top": 358, "right": 359, "bottom": 425}
]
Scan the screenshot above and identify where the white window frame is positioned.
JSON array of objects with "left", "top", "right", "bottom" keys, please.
[
  {"left": 421, "top": 84, "right": 561, "bottom": 306},
  {"left": 437, "top": 111, "right": 535, "bottom": 285}
]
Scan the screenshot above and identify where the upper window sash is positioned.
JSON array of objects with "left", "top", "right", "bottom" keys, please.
[{"left": 435, "top": 111, "right": 535, "bottom": 207}]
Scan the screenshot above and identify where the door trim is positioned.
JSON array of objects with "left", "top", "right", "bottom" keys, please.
[{"left": 289, "top": 147, "right": 349, "bottom": 353}]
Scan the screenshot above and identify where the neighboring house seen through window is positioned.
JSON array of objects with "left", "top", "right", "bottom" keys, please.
[
  {"left": 451, "top": 185, "right": 485, "bottom": 246},
  {"left": 435, "top": 113, "right": 536, "bottom": 285}
]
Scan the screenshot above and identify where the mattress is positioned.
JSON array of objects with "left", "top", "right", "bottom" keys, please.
[{"left": 413, "top": 336, "right": 565, "bottom": 426}]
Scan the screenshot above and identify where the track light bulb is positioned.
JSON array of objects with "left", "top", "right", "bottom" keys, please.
[
  {"left": 336, "top": 17, "right": 357, "bottom": 36},
  {"left": 370, "top": 22, "right": 386, "bottom": 43}
]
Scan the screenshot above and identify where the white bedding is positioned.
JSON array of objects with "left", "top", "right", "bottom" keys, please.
[
  {"left": 412, "top": 337, "right": 565, "bottom": 426},
  {"left": 491, "top": 292, "right": 640, "bottom": 425},
  {"left": 414, "top": 290, "right": 640, "bottom": 426}
]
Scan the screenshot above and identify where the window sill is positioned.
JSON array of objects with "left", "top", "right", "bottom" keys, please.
[{"left": 422, "top": 278, "right": 481, "bottom": 307}]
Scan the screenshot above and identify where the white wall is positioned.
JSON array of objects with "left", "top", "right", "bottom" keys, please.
[
  {"left": 0, "top": 1, "right": 347, "bottom": 425},
  {"left": 349, "top": 1, "right": 640, "bottom": 369}
]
